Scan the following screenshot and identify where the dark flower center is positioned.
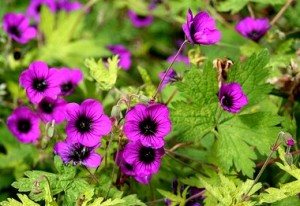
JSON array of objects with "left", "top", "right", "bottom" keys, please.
[
  {"left": 75, "top": 115, "right": 92, "bottom": 133},
  {"left": 9, "top": 26, "right": 21, "bottom": 38},
  {"left": 60, "top": 82, "right": 73, "bottom": 93},
  {"left": 36, "top": 4, "right": 42, "bottom": 13},
  {"left": 137, "top": 15, "right": 148, "bottom": 20},
  {"left": 222, "top": 94, "right": 233, "bottom": 107},
  {"left": 17, "top": 119, "right": 31, "bottom": 133},
  {"left": 39, "top": 100, "right": 54, "bottom": 114},
  {"left": 32, "top": 78, "right": 48, "bottom": 92},
  {"left": 139, "top": 117, "right": 158, "bottom": 136},
  {"left": 247, "top": 30, "right": 261, "bottom": 41},
  {"left": 68, "top": 143, "right": 91, "bottom": 162},
  {"left": 138, "top": 146, "right": 156, "bottom": 164}
]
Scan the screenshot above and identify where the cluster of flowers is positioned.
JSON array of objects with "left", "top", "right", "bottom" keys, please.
[
  {"left": 6, "top": 61, "right": 113, "bottom": 168},
  {"left": 3, "top": 0, "right": 82, "bottom": 44},
  {"left": 116, "top": 103, "right": 171, "bottom": 184}
]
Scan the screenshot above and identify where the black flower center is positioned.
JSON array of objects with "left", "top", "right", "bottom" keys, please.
[
  {"left": 17, "top": 119, "right": 31, "bottom": 133},
  {"left": 36, "top": 4, "right": 42, "bottom": 13},
  {"left": 9, "top": 26, "right": 21, "bottom": 38},
  {"left": 68, "top": 143, "right": 91, "bottom": 162},
  {"left": 139, "top": 117, "right": 158, "bottom": 136},
  {"left": 247, "top": 30, "right": 261, "bottom": 41},
  {"left": 75, "top": 115, "right": 92, "bottom": 133},
  {"left": 39, "top": 100, "right": 54, "bottom": 114},
  {"left": 139, "top": 146, "right": 156, "bottom": 164},
  {"left": 137, "top": 15, "right": 148, "bottom": 20},
  {"left": 222, "top": 94, "right": 233, "bottom": 107},
  {"left": 60, "top": 82, "right": 73, "bottom": 93},
  {"left": 32, "top": 78, "right": 48, "bottom": 92}
]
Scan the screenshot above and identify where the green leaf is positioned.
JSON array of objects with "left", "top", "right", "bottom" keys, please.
[
  {"left": 217, "top": 0, "right": 247, "bottom": 14},
  {"left": 217, "top": 0, "right": 286, "bottom": 13},
  {"left": 64, "top": 178, "right": 94, "bottom": 206},
  {"left": 0, "top": 194, "right": 39, "bottom": 206},
  {"left": 171, "top": 62, "right": 219, "bottom": 141},
  {"left": 227, "top": 49, "right": 272, "bottom": 107},
  {"left": 258, "top": 148, "right": 300, "bottom": 204},
  {"left": 85, "top": 56, "right": 119, "bottom": 91},
  {"left": 199, "top": 174, "right": 261, "bottom": 206},
  {"left": 216, "top": 112, "right": 281, "bottom": 177},
  {"left": 137, "top": 66, "right": 156, "bottom": 97},
  {"left": 43, "top": 179, "right": 58, "bottom": 206},
  {"left": 157, "top": 189, "right": 182, "bottom": 203},
  {"left": 39, "top": 5, "right": 55, "bottom": 42},
  {"left": 117, "top": 194, "right": 146, "bottom": 206}
]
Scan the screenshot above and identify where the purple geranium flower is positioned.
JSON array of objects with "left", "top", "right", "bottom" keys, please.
[
  {"left": 123, "top": 140, "right": 164, "bottom": 176},
  {"left": 58, "top": 68, "right": 83, "bottom": 96},
  {"left": 37, "top": 97, "right": 67, "bottom": 124},
  {"left": 128, "top": 10, "right": 153, "bottom": 28},
  {"left": 235, "top": 17, "right": 270, "bottom": 42},
  {"left": 115, "top": 149, "right": 153, "bottom": 184},
  {"left": 182, "top": 9, "right": 221, "bottom": 45},
  {"left": 19, "top": 61, "right": 61, "bottom": 104},
  {"left": 3, "top": 13, "right": 37, "bottom": 44},
  {"left": 107, "top": 45, "right": 132, "bottom": 70},
  {"left": 123, "top": 103, "right": 171, "bottom": 148},
  {"left": 56, "top": 0, "right": 82, "bottom": 12},
  {"left": 54, "top": 139, "right": 101, "bottom": 168},
  {"left": 218, "top": 82, "right": 248, "bottom": 113},
  {"left": 158, "top": 69, "right": 178, "bottom": 91},
  {"left": 167, "top": 53, "right": 190, "bottom": 66},
  {"left": 65, "top": 99, "right": 112, "bottom": 147},
  {"left": 27, "top": 0, "right": 57, "bottom": 22},
  {"left": 7, "top": 106, "right": 40, "bottom": 144}
]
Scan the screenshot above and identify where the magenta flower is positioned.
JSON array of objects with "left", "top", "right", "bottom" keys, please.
[
  {"left": 116, "top": 149, "right": 153, "bottom": 184},
  {"left": 19, "top": 61, "right": 61, "bottom": 104},
  {"left": 6, "top": 107, "right": 40, "bottom": 144},
  {"left": 57, "top": 0, "right": 82, "bottom": 12},
  {"left": 58, "top": 68, "right": 83, "bottom": 96},
  {"left": 107, "top": 45, "right": 132, "bottom": 70},
  {"left": 27, "top": 0, "right": 57, "bottom": 22},
  {"left": 128, "top": 10, "right": 153, "bottom": 28},
  {"left": 3, "top": 13, "right": 37, "bottom": 44},
  {"left": 37, "top": 97, "right": 67, "bottom": 124},
  {"left": 182, "top": 9, "right": 221, "bottom": 45},
  {"left": 54, "top": 140, "right": 101, "bottom": 168},
  {"left": 65, "top": 99, "right": 112, "bottom": 147},
  {"left": 158, "top": 69, "right": 178, "bottom": 91},
  {"left": 116, "top": 150, "right": 136, "bottom": 176},
  {"left": 123, "top": 103, "right": 171, "bottom": 148},
  {"left": 167, "top": 53, "right": 190, "bottom": 66},
  {"left": 218, "top": 82, "right": 248, "bottom": 113},
  {"left": 235, "top": 17, "right": 270, "bottom": 42},
  {"left": 123, "top": 140, "right": 164, "bottom": 176}
]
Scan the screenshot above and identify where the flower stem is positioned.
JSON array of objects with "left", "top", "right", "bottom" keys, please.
[
  {"left": 152, "top": 40, "right": 188, "bottom": 101},
  {"left": 243, "top": 132, "right": 284, "bottom": 198},
  {"left": 185, "top": 189, "right": 206, "bottom": 202},
  {"left": 165, "top": 88, "right": 178, "bottom": 105},
  {"left": 270, "top": 0, "right": 294, "bottom": 26},
  {"left": 247, "top": 3, "right": 255, "bottom": 19}
]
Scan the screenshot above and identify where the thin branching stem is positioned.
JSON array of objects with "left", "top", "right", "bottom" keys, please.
[
  {"left": 152, "top": 40, "right": 188, "bottom": 101},
  {"left": 270, "top": 0, "right": 294, "bottom": 26}
]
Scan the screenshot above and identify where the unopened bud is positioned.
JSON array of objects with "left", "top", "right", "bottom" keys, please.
[
  {"left": 282, "top": 132, "right": 295, "bottom": 146},
  {"left": 138, "top": 95, "right": 152, "bottom": 104},
  {"left": 111, "top": 105, "right": 122, "bottom": 120}
]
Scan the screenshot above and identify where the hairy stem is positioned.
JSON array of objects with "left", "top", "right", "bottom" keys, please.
[
  {"left": 270, "top": 0, "right": 294, "bottom": 26},
  {"left": 152, "top": 40, "right": 188, "bottom": 101}
]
